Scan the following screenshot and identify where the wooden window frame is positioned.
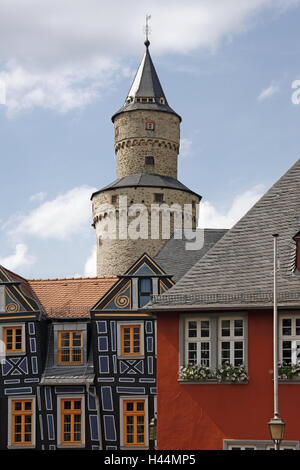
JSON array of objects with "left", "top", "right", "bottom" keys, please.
[
  {"left": 123, "top": 399, "right": 146, "bottom": 447},
  {"left": 60, "top": 398, "right": 83, "bottom": 446},
  {"left": 3, "top": 325, "right": 24, "bottom": 354},
  {"left": 120, "top": 324, "right": 142, "bottom": 356},
  {"left": 57, "top": 330, "right": 83, "bottom": 365},
  {"left": 145, "top": 120, "right": 155, "bottom": 131},
  {"left": 10, "top": 398, "right": 35, "bottom": 447}
]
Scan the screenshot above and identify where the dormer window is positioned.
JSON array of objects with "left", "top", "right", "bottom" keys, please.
[
  {"left": 57, "top": 330, "right": 84, "bottom": 365},
  {"left": 139, "top": 278, "right": 152, "bottom": 308},
  {"left": 160, "top": 97, "right": 165, "bottom": 104},
  {"left": 294, "top": 231, "right": 300, "bottom": 272},
  {"left": 145, "top": 120, "right": 155, "bottom": 131},
  {"left": 145, "top": 156, "right": 154, "bottom": 166}
]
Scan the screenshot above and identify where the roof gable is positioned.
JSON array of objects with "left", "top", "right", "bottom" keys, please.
[
  {"left": 91, "top": 253, "right": 173, "bottom": 312},
  {"left": 0, "top": 265, "right": 41, "bottom": 317}
]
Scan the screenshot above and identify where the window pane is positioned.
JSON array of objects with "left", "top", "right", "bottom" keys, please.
[
  {"left": 282, "top": 341, "right": 291, "bottom": 364},
  {"left": 296, "top": 319, "right": 300, "bottom": 336},
  {"left": 136, "top": 402, "right": 144, "bottom": 411},
  {"left": 201, "top": 321, "right": 210, "bottom": 338},
  {"left": 221, "top": 320, "right": 230, "bottom": 337},
  {"left": 140, "top": 278, "right": 151, "bottom": 293},
  {"left": 139, "top": 295, "right": 151, "bottom": 307},
  {"left": 282, "top": 319, "right": 292, "bottom": 336},
  {"left": 188, "top": 321, "right": 197, "bottom": 338},
  {"left": 234, "top": 320, "right": 243, "bottom": 337}
]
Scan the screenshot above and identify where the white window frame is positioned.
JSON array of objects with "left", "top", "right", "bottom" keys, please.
[
  {"left": 0, "top": 323, "right": 26, "bottom": 356},
  {"left": 279, "top": 315, "right": 300, "bottom": 365},
  {"left": 224, "top": 439, "right": 299, "bottom": 450},
  {"left": 185, "top": 317, "right": 211, "bottom": 367},
  {"left": 120, "top": 395, "right": 149, "bottom": 450},
  {"left": 179, "top": 314, "right": 248, "bottom": 372},
  {"left": 218, "top": 317, "right": 245, "bottom": 367},
  {"left": 57, "top": 394, "right": 85, "bottom": 448},
  {"left": 8, "top": 395, "right": 36, "bottom": 449}
]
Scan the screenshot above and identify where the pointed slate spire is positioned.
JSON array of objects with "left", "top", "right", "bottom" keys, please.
[{"left": 112, "top": 41, "right": 181, "bottom": 121}]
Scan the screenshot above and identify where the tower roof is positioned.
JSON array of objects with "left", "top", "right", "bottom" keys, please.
[
  {"left": 112, "top": 42, "right": 181, "bottom": 121},
  {"left": 91, "top": 173, "right": 201, "bottom": 199}
]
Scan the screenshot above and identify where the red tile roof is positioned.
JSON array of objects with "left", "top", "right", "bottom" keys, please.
[{"left": 28, "top": 277, "right": 117, "bottom": 318}]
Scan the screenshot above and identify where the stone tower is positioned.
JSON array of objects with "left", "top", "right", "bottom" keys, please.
[{"left": 91, "top": 40, "right": 201, "bottom": 277}]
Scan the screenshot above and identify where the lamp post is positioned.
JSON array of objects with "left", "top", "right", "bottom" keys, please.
[
  {"left": 149, "top": 414, "right": 157, "bottom": 447},
  {"left": 268, "top": 234, "right": 285, "bottom": 450}
]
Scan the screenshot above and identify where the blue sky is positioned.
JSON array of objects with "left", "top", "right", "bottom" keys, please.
[{"left": 0, "top": 0, "right": 300, "bottom": 279}]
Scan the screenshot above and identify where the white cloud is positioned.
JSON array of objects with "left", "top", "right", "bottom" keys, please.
[
  {"left": 0, "top": 0, "right": 299, "bottom": 114},
  {"left": 180, "top": 138, "right": 192, "bottom": 158},
  {"left": 9, "top": 185, "right": 97, "bottom": 240},
  {"left": 29, "top": 191, "right": 47, "bottom": 203},
  {"left": 257, "top": 83, "right": 280, "bottom": 101},
  {"left": 0, "top": 243, "right": 35, "bottom": 271},
  {"left": 198, "top": 185, "right": 265, "bottom": 228},
  {"left": 84, "top": 246, "right": 97, "bottom": 277}
]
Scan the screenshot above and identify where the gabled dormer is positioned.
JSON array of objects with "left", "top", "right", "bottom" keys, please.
[
  {"left": 0, "top": 265, "right": 42, "bottom": 319},
  {"left": 91, "top": 253, "right": 174, "bottom": 314}
]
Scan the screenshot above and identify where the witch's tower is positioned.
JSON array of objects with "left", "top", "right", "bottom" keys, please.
[{"left": 91, "top": 39, "right": 201, "bottom": 277}]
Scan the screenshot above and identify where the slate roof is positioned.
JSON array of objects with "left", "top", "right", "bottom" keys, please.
[
  {"left": 28, "top": 277, "right": 117, "bottom": 318},
  {"left": 91, "top": 173, "right": 201, "bottom": 199},
  {"left": 150, "top": 159, "right": 300, "bottom": 309},
  {"left": 111, "top": 43, "right": 181, "bottom": 121},
  {"left": 154, "top": 229, "right": 227, "bottom": 283}
]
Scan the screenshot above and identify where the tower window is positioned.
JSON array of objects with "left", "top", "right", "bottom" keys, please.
[
  {"left": 145, "top": 120, "right": 155, "bottom": 131},
  {"left": 294, "top": 231, "right": 300, "bottom": 272},
  {"left": 111, "top": 195, "right": 118, "bottom": 205},
  {"left": 145, "top": 156, "right": 154, "bottom": 166},
  {"left": 154, "top": 193, "right": 163, "bottom": 203}
]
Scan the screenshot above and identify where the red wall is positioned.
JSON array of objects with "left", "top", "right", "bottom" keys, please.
[{"left": 157, "top": 310, "right": 300, "bottom": 450}]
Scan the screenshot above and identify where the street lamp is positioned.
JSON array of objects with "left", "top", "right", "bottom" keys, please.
[
  {"left": 268, "top": 234, "right": 285, "bottom": 450},
  {"left": 149, "top": 414, "right": 157, "bottom": 443},
  {"left": 268, "top": 417, "right": 285, "bottom": 450}
]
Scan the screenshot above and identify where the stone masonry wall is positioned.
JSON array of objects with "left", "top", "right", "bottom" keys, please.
[
  {"left": 92, "top": 187, "right": 200, "bottom": 277},
  {"left": 113, "top": 110, "right": 180, "bottom": 179}
]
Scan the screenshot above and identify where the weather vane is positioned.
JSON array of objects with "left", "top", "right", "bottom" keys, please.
[{"left": 143, "top": 14, "right": 151, "bottom": 46}]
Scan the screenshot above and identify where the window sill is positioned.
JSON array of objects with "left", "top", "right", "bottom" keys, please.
[
  {"left": 120, "top": 446, "right": 149, "bottom": 450},
  {"left": 279, "top": 378, "right": 300, "bottom": 384},
  {"left": 8, "top": 444, "right": 36, "bottom": 449},
  {"left": 118, "top": 355, "right": 145, "bottom": 360},
  {"left": 178, "top": 379, "right": 249, "bottom": 385}
]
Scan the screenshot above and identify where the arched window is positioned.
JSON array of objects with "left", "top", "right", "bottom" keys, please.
[{"left": 294, "top": 231, "right": 300, "bottom": 272}]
